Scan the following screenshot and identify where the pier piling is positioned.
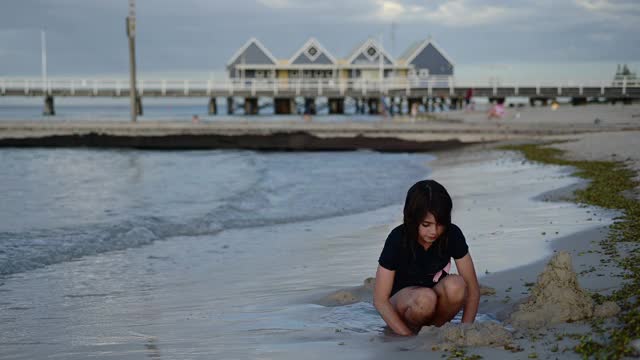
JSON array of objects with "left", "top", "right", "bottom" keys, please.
[
  {"left": 208, "top": 97, "right": 217, "bottom": 115},
  {"left": 304, "top": 98, "right": 316, "bottom": 115},
  {"left": 43, "top": 95, "right": 55, "bottom": 116},
  {"left": 328, "top": 98, "right": 344, "bottom": 114},
  {"left": 244, "top": 97, "right": 259, "bottom": 115},
  {"left": 274, "top": 98, "right": 295, "bottom": 114},
  {"left": 571, "top": 97, "right": 588, "bottom": 106},
  {"left": 227, "top": 97, "right": 234, "bottom": 115},
  {"left": 354, "top": 98, "right": 362, "bottom": 114},
  {"left": 367, "top": 98, "right": 380, "bottom": 115},
  {"left": 136, "top": 97, "right": 143, "bottom": 116}
]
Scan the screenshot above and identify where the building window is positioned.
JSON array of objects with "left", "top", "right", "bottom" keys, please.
[
  {"left": 305, "top": 46, "right": 321, "bottom": 61},
  {"left": 419, "top": 69, "right": 429, "bottom": 78}
]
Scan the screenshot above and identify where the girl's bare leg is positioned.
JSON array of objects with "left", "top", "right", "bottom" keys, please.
[
  {"left": 390, "top": 286, "right": 438, "bottom": 332},
  {"left": 430, "top": 274, "right": 467, "bottom": 326}
]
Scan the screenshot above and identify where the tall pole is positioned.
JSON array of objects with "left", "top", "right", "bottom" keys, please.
[
  {"left": 390, "top": 21, "right": 396, "bottom": 57},
  {"left": 379, "top": 34, "right": 384, "bottom": 94},
  {"left": 41, "top": 30, "right": 47, "bottom": 94},
  {"left": 126, "top": 0, "right": 138, "bottom": 122}
]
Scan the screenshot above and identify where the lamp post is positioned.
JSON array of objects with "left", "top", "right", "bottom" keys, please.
[
  {"left": 41, "top": 30, "right": 47, "bottom": 95},
  {"left": 126, "top": 0, "right": 138, "bottom": 122}
]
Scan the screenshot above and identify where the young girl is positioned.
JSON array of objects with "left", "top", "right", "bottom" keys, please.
[{"left": 374, "top": 179, "right": 480, "bottom": 336}]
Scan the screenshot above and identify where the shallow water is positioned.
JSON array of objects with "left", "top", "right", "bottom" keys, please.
[
  {"left": 0, "top": 149, "right": 429, "bottom": 275},
  {"left": 0, "top": 150, "right": 615, "bottom": 359}
]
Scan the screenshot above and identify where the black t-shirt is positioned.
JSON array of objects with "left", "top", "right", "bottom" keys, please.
[{"left": 378, "top": 223, "right": 469, "bottom": 296}]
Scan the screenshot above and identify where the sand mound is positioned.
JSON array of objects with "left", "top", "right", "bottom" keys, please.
[
  {"left": 479, "top": 284, "right": 496, "bottom": 296},
  {"left": 316, "top": 278, "right": 376, "bottom": 306},
  {"left": 509, "top": 251, "right": 594, "bottom": 329},
  {"left": 594, "top": 301, "right": 621, "bottom": 318},
  {"left": 423, "top": 322, "right": 513, "bottom": 350}
]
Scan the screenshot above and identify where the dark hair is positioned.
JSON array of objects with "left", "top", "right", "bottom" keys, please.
[{"left": 402, "top": 179, "right": 453, "bottom": 257}]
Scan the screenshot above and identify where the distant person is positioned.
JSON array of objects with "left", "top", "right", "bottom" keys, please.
[
  {"left": 374, "top": 180, "right": 480, "bottom": 335},
  {"left": 487, "top": 99, "right": 506, "bottom": 120},
  {"left": 464, "top": 88, "right": 474, "bottom": 111},
  {"left": 551, "top": 100, "right": 560, "bottom": 111},
  {"left": 381, "top": 97, "right": 390, "bottom": 121},
  {"left": 192, "top": 114, "right": 200, "bottom": 124},
  {"left": 410, "top": 102, "right": 419, "bottom": 120}
]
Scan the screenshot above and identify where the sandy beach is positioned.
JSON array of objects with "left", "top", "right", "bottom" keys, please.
[
  {"left": 421, "top": 107, "right": 637, "bottom": 358},
  {"left": 315, "top": 105, "right": 640, "bottom": 359},
  {"left": 0, "top": 104, "right": 639, "bottom": 359}
]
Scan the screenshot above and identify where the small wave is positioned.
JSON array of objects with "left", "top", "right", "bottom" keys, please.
[
  {"left": 0, "top": 151, "right": 431, "bottom": 277},
  {"left": 63, "top": 292, "right": 122, "bottom": 298}
]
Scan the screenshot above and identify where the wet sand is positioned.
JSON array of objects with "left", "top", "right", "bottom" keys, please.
[{"left": 314, "top": 107, "right": 640, "bottom": 359}]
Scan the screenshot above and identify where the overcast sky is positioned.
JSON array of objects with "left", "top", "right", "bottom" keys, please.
[{"left": 1, "top": 0, "right": 639, "bottom": 81}]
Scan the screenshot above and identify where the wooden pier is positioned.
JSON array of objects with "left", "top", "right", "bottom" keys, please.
[{"left": 1, "top": 77, "right": 638, "bottom": 116}]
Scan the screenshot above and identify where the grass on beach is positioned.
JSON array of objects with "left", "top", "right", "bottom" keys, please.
[{"left": 500, "top": 143, "right": 640, "bottom": 359}]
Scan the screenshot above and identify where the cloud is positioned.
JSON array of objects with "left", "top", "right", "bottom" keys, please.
[
  {"left": 1, "top": 0, "right": 638, "bottom": 76},
  {"left": 372, "top": 0, "right": 518, "bottom": 26},
  {"left": 574, "top": 0, "right": 638, "bottom": 12},
  {"left": 256, "top": 0, "right": 292, "bottom": 9},
  {"left": 588, "top": 32, "right": 614, "bottom": 42}
]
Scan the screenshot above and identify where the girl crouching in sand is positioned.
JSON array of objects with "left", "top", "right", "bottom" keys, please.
[{"left": 374, "top": 180, "right": 480, "bottom": 336}]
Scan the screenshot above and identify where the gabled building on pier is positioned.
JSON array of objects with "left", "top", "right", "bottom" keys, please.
[
  {"left": 398, "top": 38, "right": 454, "bottom": 78},
  {"left": 226, "top": 37, "right": 455, "bottom": 81}
]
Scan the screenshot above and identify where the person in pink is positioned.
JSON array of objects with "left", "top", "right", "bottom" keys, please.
[{"left": 488, "top": 99, "right": 506, "bottom": 120}]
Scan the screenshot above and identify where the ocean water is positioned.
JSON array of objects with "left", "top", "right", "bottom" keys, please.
[
  {"left": 0, "top": 148, "right": 615, "bottom": 359},
  {"left": 0, "top": 96, "right": 464, "bottom": 121},
  {"left": 0, "top": 97, "right": 368, "bottom": 120},
  {"left": 0, "top": 149, "right": 432, "bottom": 276}
]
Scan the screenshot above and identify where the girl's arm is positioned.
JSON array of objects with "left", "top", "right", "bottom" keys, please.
[
  {"left": 455, "top": 253, "right": 480, "bottom": 323},
  {"left": 373, "top": 265, "right": 414, "bottom": 336}
]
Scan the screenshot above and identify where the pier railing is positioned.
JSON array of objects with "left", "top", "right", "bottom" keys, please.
[{"left": 1, "top": 76, "right": 638, "bottom": 98}]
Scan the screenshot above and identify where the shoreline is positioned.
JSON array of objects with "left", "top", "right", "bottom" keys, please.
[
  {"left": 1, "top": 105, "right": 639, "bottom": 151},
  {"left": 431, "top": 135, "right": 639, "bottom": 358},
  {"left": 317, "top": 138, "right": 638, "bottom": 359}
]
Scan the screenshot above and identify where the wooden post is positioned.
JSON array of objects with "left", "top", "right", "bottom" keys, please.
[
  {"left": 43, "top": 95, "right": 55, "bottom": 116},
  {"left": 126, "top": 8, "right": 138, "bottom": 122},
  {"left": 208, "top": 97, "right": 217, "bottom": 115},
  {"left": 227, "top": 97, "right": 234, "bottom": 115},
  {"left": 328, "top": 98, "right": 344, "bottom": 114},
  {"left": 136, "top": 96, "right": 143, "bottom": 115}
]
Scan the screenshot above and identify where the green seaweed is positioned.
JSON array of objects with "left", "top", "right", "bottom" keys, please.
[
  {"left": 446, "top": 347, "right": 483, "bottom": 360},
  {"left": 499, "top": 143, "right": 640, "bottom": 359}
]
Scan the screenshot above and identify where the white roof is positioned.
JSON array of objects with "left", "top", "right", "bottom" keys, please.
[
  {"left": 346, "top": 38, "right": 395, "bottom": 65},
  {"left": 403, "top": 37, "right": 455, "bottom": 66},
  {"left": 226, "top": 37, "right": 278, "bottom": 67},
  {"left": 288, "top": 37, "right": 337, "bottom": 64}
]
